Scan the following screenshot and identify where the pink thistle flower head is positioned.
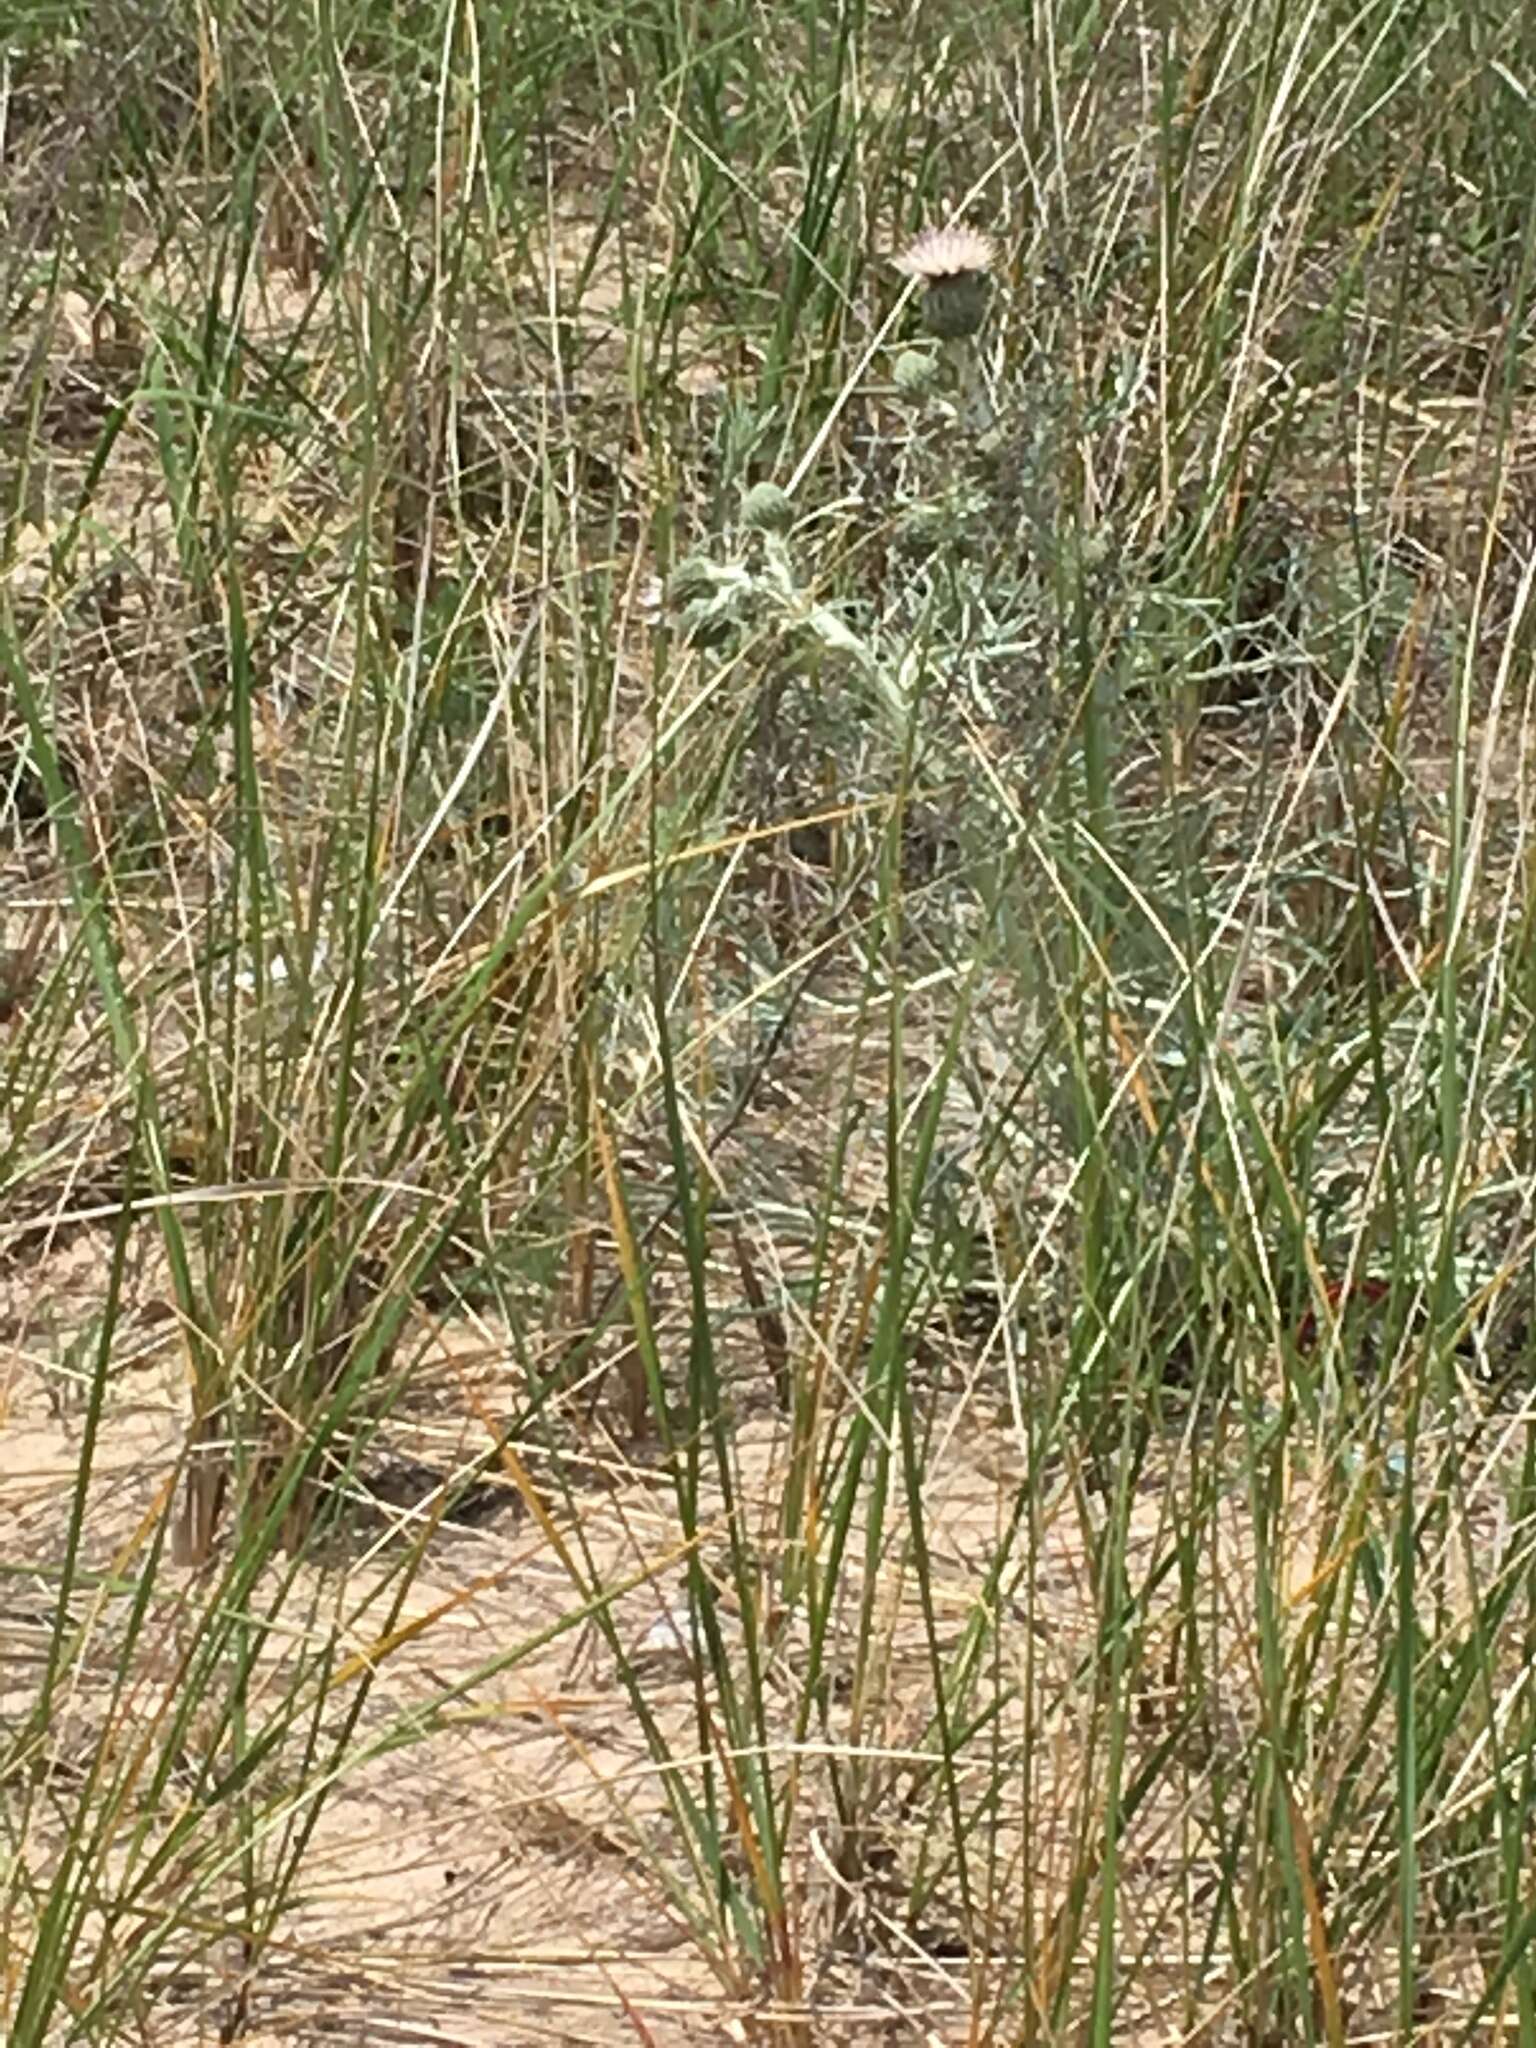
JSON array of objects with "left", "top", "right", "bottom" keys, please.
[
  {"left": 893, "top": 225, "right": 996, "bottom": 282},
  {"left": 893, "top": 225, "right": 997, "bottom": 340}
]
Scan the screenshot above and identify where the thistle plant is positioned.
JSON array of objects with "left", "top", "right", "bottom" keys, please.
[{"left": 894, "top": 223, "right": 997, "bottom": 429}]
